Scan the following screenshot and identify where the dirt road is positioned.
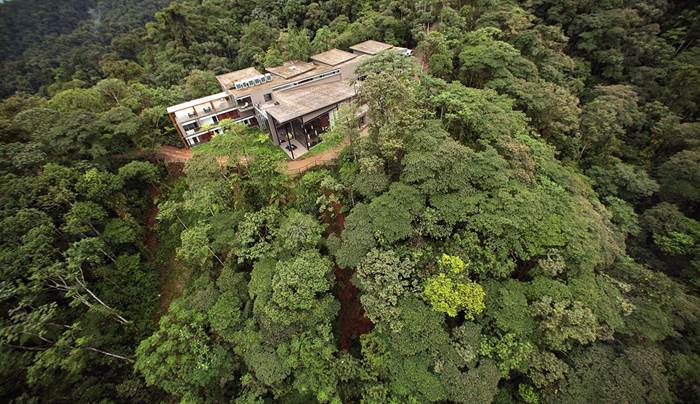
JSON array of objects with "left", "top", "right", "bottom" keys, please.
[{"left": 158, "top": 140, "right": 347, "bottom": 175}]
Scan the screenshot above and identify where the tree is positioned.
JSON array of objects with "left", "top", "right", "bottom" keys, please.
[
  {"left": 489, "top": 78, "right": 582, "bottom": 158},
  {"left": 266, "top": 250, "right": 335, "bottom": 326},
  {"left": 183, "top": 69, "right": 220, "bottom": 98},
  {"left": 334, "top": 203, "right": 377, "bottom": 269},
  {"left": 553, "top": 344, "right": 673, "bottom": 404},
  {"left": 355, "top": 249, "right": 416, "bottom": 332},
  {"left": 423, "top": 254, "right": 485, "bottom": 319},
  {"left": 577, "top": 85, "right": 641, "bottom": 165},
  {"left": 62, "top": 201, "right": 108, "bottom": 236},
  {"left": 2, "top": 1, "right": 700, "bottom": 401},
  {"left": 135, "top": 301, "right": 235, "bottom": 400},
  {"left": 531, "top": 297, "right": 601, "bottom": 352},
  {"left": 311, "top": 27, "right": 337, "bottom": 53},
  {"left": 458, "top": 28, "right": 536, "bottom": 88},
  {"left": 280, "top": 27, "right": 313, "bottom": 61},
  {"left": 233, "top": 206, "right": 280, "bottom": 263},
  {"left": 366, "top": 183, "right": 424, "bottom": 244},
  {"left": 176, "top": 222, "right": 216, "bottom": 270},
  {"left": 321, "top": 101, "right": 360, "bottom": 152},
  {"left": 479, "top": 333, "right": 533, "bottom": 377},
  {"left": 287, "top": 325, "right": 343, "bottom": 402},
  {"left": 430, "top": 80, "right": 530, "bottom": 144},
  {"left": 424, "top": 274, "right": 485, "bottom": 319},
  {"left": 656, "top": 149, "right": 700, "bottom": 211},
  {"left": 273, "top": 210, "right": 323, "bottom": 257},
  {"left": 588, "top": 159, "right": 659, "bottom": 203},
  {"left": 355, "top": 51, "right": 423, "bottom": 165},
  {"left": 416, "top": 31, "right": 453, "bottom": 78}
]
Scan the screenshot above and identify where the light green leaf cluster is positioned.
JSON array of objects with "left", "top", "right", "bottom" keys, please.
[{"left": 424, "top": 254, "right": 485, "bottom": 319}]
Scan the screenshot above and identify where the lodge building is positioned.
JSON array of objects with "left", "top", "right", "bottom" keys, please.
[{"left": 166, "top": 40, "right": 411, "bottom": 159}]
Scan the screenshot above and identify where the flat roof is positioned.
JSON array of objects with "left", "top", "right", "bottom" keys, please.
[
  {"left": 266, "top": 60, "right": 316, "bottom": 79},
  {"left": 262, "top": 81, "right": 355, "bottom": 123},
  {"left": 311, "top": 48, "right": 357, "bottom": 66},
  {"left": 216, "top": 67, "right": 262, "bottom": 90},
  {"left": 166, "top": 91, "right": 230, "bottom": 113},
  {"left": 349, "top": 40, "right": 394, "bottom": 55},
  {"left": 226, "top": 53, "right": 369, "bottom": 99}
]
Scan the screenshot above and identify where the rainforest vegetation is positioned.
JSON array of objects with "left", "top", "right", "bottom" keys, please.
[{"left": 1, "top": 0, "right": 699, "bottom": 402}]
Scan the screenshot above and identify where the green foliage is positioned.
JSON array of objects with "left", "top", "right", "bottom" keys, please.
[
  {"left": 234, "top": 322, "right": 291, "bottom": 387},
  {"left": 269, "top": 251, "right": 333, "bottom": 318},
  {"left": 207, "top": 290, "right": 244, "bottom": 342},
  {"left": 424, "top": 274, "right": 485, "bottom": 319},
  {"left": 292, "top": 169, "right": 332, "bottom": 214},
  {"left": 518, "top": 384, "right": 539, "bottom": 404},
  {"left": 287, "top": 325, "right": 342, "bottom": 402},
  {"left": 360, "top": 297, "right": 450, "bottom": 402},
  {"left": 2, "top": 0, "right": 700, "bottom": 402},
  {"left": 416, "top": 31, "right": 453, "bottom": 78},
  {"left": 273, "top": 210, "right": 323, "bottom": 256},
  {"left": 458, "top": 28, "right": 537, "bottom": 87},
  {"left": 528, "top": 350, "right": 569, "bottom": 388},
  {"left": 531, "top": 297, "right": 602, "bottom": 352},
  {"left": 480, "top": 333, "right": 534, "bottom": 377},
  {"left": 233, "top": 206, "right": 280, "bottom": 263},
  {"left": 484, "top": 280, "right": 536, "bottom": 338},
  {"left": 366, "top": 183, "right": 424, "bottom": 244},
  {"left": 183, "top": 70, "right": 220, "bottom": 98},
  {"left": 656, "top": 149, "right": 700, "bottom": 210},
  {"left": 588, "top": 160, "right": 659, "bottom": 203},
  {"left": 553, "top": 344, "right": 673, "bottom": 404},
  {"left": 135, "top": 302, "right": 235, "bottom": 399},
  {"left": 334, "top": 203, "right": 376, "bottom": 269},
  {"left": 611, "top": 258, "right": 699, "bottom": 342},
  {"left": 176, "top": 222, "right": 214, "bottom": 270},
  {"left": 355, "top": 249, "right": 416, "bottom": 332}
]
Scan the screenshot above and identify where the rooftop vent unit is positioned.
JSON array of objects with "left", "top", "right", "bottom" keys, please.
[{"left": 234, "top": 74, "right": 273, "bottom": 90}]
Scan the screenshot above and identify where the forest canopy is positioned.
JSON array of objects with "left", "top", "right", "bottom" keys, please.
[{"left": 0, "top": 0, "right": 699, "bottom": 403}]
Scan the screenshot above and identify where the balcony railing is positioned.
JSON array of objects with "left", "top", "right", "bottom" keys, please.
[{"left": 178, "top": 100, "right": 238, "bottom": 124}]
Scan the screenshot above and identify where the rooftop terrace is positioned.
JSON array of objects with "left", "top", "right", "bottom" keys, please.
[
  {"left": 166, "top": 91, "right": 231, "bottom": 114},
  {"left": 310, "top": 48, "right": 357, "bottom": 66},
  {"left": 349, "top": 40, "right": 394, "bottom": 55},
  {"left": 265, "top": 60, "right": 316, "bottom": 79},
  {"left": 216, "top": 67, "right": 262, "bottom": 90}
]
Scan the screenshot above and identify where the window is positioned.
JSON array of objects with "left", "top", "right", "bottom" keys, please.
[{"left": 264, "top": 93, "right": 272, "bottom": 102}]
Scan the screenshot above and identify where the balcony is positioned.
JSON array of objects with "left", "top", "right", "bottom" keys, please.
[{"left": 175, "top": 98, "right": 238, "bottom": 125}]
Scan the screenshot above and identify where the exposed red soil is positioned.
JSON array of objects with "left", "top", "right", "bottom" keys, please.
[
  {"left": 157, "top": 141, "right": 375, "bottom": 346},
  {"left": 144, "top": 185, "right": 160, "bottom": 254},
  {"left": 325, "top": 200, "right": 374, "bottom": 351},
  {"left": 334, "top": 264, "right": 374, "bottom": 350},
  {"left": 159, "top": 145, "right": 192, "bottom": 163},
  {"left": 157, "top": 128, "right": 365, "bottom": 176}
]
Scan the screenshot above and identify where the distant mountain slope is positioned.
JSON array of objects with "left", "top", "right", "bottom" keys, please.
[
  {"left": 0, "top": 0, "right": 95, "bottom": 59},
  {"left": 0, "top": 0, "right": 169, "bottom": 97}
]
